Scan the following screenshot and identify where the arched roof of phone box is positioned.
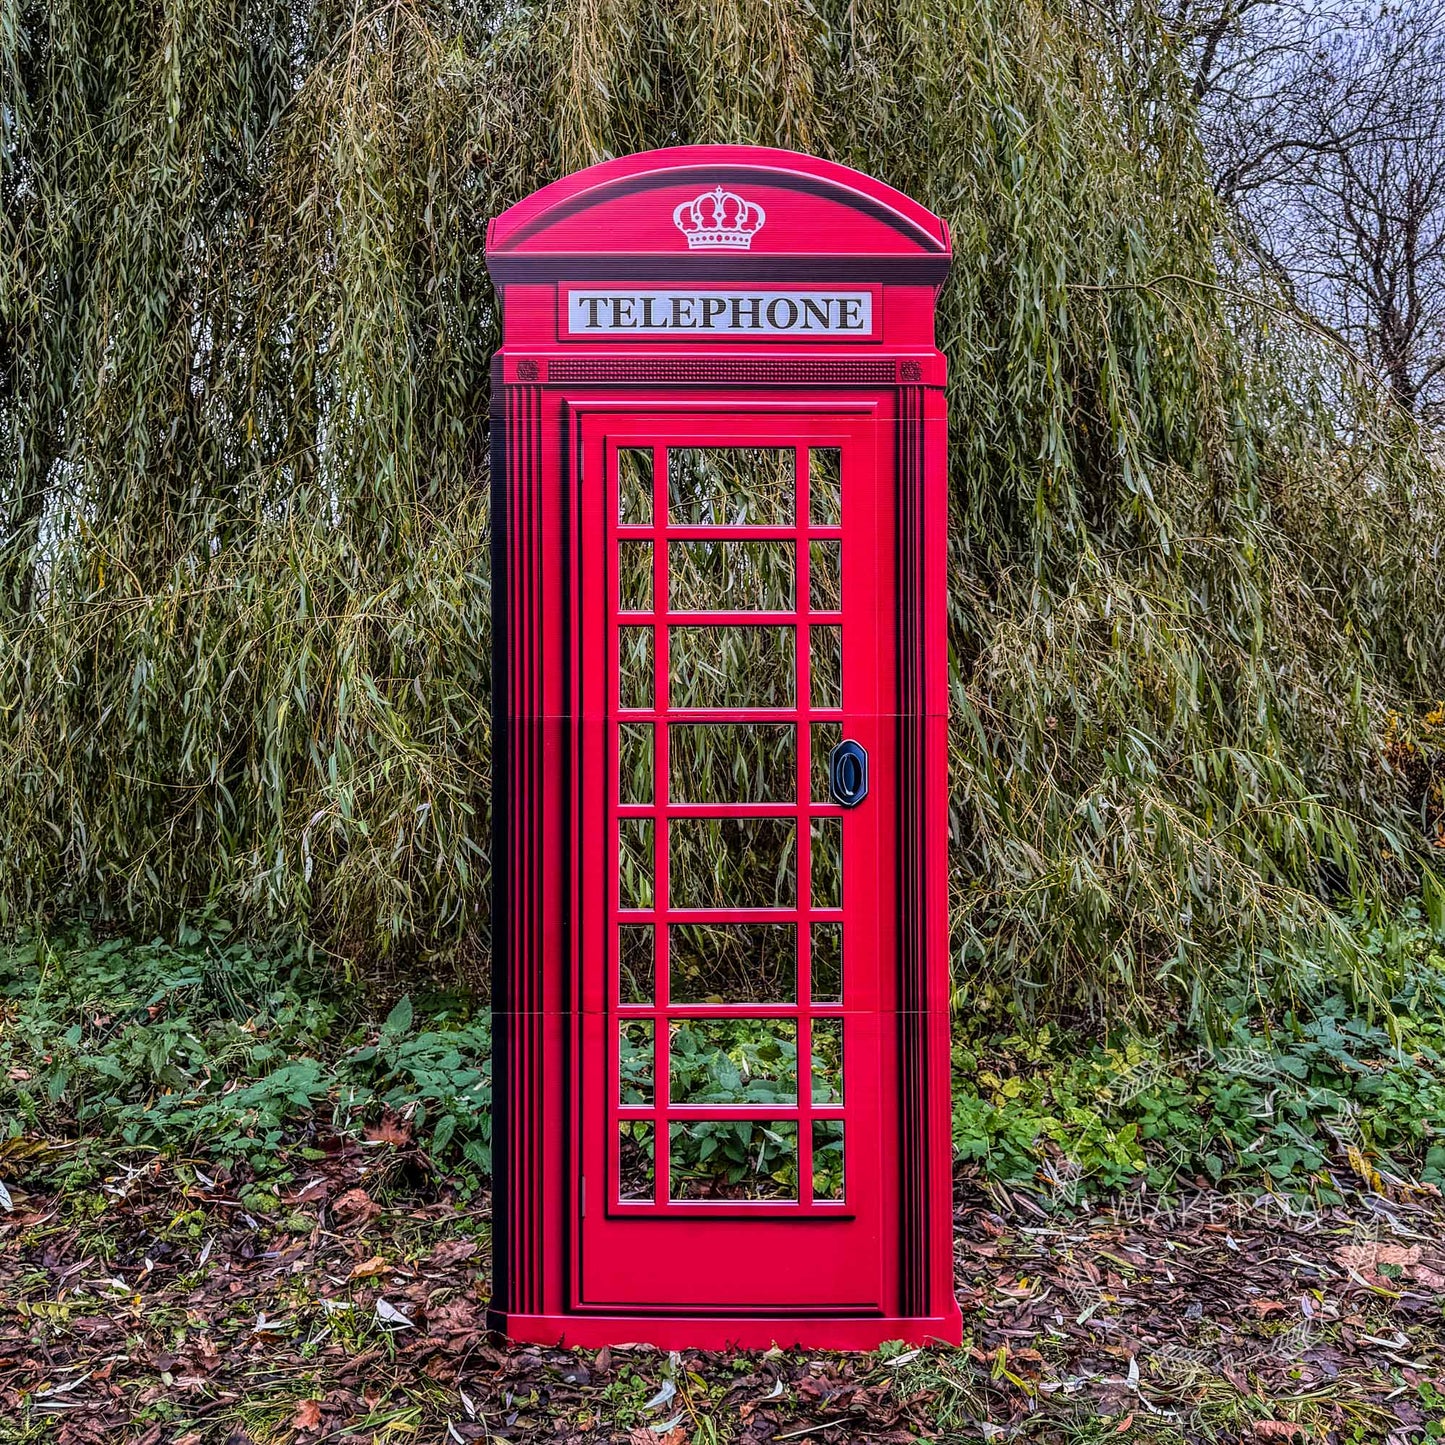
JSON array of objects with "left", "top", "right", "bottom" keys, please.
[{"left": 486, "top": 146, "right": 952, "bottom": 284}]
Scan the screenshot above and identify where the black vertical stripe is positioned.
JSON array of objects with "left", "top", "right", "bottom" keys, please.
[
  {"left": 896, "top": 384, "right": 930, "bottom": 1318},
  {"left": 489, "top": 377, "right": 547, "bottom": 1321}
]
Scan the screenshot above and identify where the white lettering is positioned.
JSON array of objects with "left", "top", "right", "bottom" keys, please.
[{"left": 565, "top": 289, "right": 874, "bottom": 338}]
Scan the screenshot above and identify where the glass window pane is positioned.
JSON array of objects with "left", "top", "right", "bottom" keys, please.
[
  {"left": 670, "top": 541, "right": 794, "bottom": 612},
  {"left": 669, "top": 723, "right": 794, "bottom": 803},
  {"left": 809, "top": 541, "right": 841, "bottom": 612},
  {"left": 812, "top": 922, "right": 843, "bottom": 1002},
  {"left": 619, "top": 818, "right": 654, "bottom": 909},
  {"left": 670, "top": 817, "right": 797, "bottom": 909},
  {"left": 619, "top": 449, "right": 653, "bottom": 526},
  {"left": 619, "top": 925, "right": 654, "bottom": 1004},
  {"left": 619, "top": 1121, "right": 654, "bottom": 1201},
  {"left": 618, "top": 723, "right": 653, "bottom": 804},
  {"left": 810, "top": 1019, "right": 843, "bottom": 1103},
  {"left": 619, "top": 542, "right": 653, "bottom": 612},
  {"left": 812, "top": 1120, "right": 844, "bottom": 1201},
  {"left": 810, "top": 625, "right": 842, "bottom": 709},
  {"left": 811, "top": 721, "right": 842, "bottom": 803},
  {"left": 620, "top": 1019, "right": 654, "bottom": 1104},
  {"left": 619, "top": 626, "right": 653, "bottom": 710},
  {"left": 670, "top": 922, "right": 796, "bottom": 1004},
  {"left": 669, "top": 1121, "right": 798, "bottom": 1201},
  {"left": 809, "top": 449, "right": 841, "bottom": 527},
  {"left": 670, "top": 626, "right": 794, "bottom": 709},
  {"left": 669, "top": 1019, "right": 797, "bottom": 1105},
  {"left": 669, "top": 447, "right": 793, "bottom": 526},
  {"left": 810, "top": 817, "right": 842, "bottom": 909}
]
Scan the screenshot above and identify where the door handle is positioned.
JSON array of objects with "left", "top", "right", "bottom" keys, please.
[{"left": 828, "top": 740, "right": 868, "bottom": 807}]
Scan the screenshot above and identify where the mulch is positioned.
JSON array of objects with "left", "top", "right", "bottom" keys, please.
[{"left": 1, "top": 1131, "right": 1442, "bottom": 1443}]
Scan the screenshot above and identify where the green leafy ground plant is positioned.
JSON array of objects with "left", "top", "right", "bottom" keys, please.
[
  {"left": 4, "top": 905, "right": 1442, "bottom": 1208},
  {"left": 953, "top": 904, "right": 1445, "bottom": 1200},
  {"left": 0, "top": 928, "right": 491, "bottom": 1182}
]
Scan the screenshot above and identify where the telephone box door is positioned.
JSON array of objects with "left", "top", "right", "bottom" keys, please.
[{"left": 573, "top": 400, "right": 899, "bottom": 1316}]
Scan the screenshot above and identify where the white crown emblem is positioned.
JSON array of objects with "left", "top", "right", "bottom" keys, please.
[{"left": 672, "top": 185, "right": 766, "bottom": 250}]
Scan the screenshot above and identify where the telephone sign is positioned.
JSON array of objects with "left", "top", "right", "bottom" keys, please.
[
  {"left": 485, "top": 147, "right": 959, "bottom": 1350},
  {"left": 564, "top": 288, "right": 876, "bottom": 337}
]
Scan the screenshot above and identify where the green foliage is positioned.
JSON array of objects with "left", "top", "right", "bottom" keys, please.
[
  {"left": 618, "top": 1018, "right": 844, "bottom": 1196},
  {"left": 2, "top": 909, "right": 1440, "bottom": 1206},
  {"left": 0, "top": 929, "right": 490, "bottom": 1178},
  {"left": 2, "top": 0, "right": 496, "bottom": 962},
  {"left": 3, "top": 0, "right": 1443, "bottom": 1020},
  {"left": 667, "top": 1020, "right": 799, "bottom": 1107},
  {"left": 670, "top": 1120, "right": 799, "bottom": 1197},
  {"left": 953, "top": 905, "right": 1445, "bottom": 1199}
]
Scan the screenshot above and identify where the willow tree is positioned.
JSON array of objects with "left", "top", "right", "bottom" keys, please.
[{"left": 3, "top": 0, "right": 1442, "bottom": 1023}]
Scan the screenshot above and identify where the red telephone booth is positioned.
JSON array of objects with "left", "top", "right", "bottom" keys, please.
[{"left": 485, "top": 146, "right": 959, "bottom": 1349}]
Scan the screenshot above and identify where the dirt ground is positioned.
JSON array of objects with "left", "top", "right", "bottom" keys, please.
[{"left": 2, "top": 1135, "right": 1442, "bottom": 1443}]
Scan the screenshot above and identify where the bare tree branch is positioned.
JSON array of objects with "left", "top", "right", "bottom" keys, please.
[{"left": 1173, "top": 0, "right": 1445, "bottom": 419}]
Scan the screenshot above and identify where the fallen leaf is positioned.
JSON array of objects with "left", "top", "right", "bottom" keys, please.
[
  {"left": 1222, "top": 1364, "right": 1251, "bottom": 1393},
  {"left": 349, "top": 1255, "right": 392, "bottom": 1282},
  {"left": 366, "top": 1112, "right": 412, "bottom": 1148},
  {"left": 1254, "top": 1423, "right": 1305, "bottom": 1442},
  {"left": 1343, "top": 1145, "right": 1385, "bottom": 1194},
  {"left": 332, "top": 1188, "right": 381, "bottom": 1226},
  {"left": 642, "top": 1379, "right": 677, "bottom": 1411},
  {"left": 291, "top": 1399, "right": 322, "bottom": 1430},
  {"left": 428, "top": 1297, "right": 479, "bottom": 1339},
  {"left": 375, "top": 1298, "right": 414, "bottom": 1329},
  {"left": 428, "top": 1239, "right": 480, "bottom": 1269},
  {"left": 1334, "top": 1243, "right": 1420, "bottom": 1271}
]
